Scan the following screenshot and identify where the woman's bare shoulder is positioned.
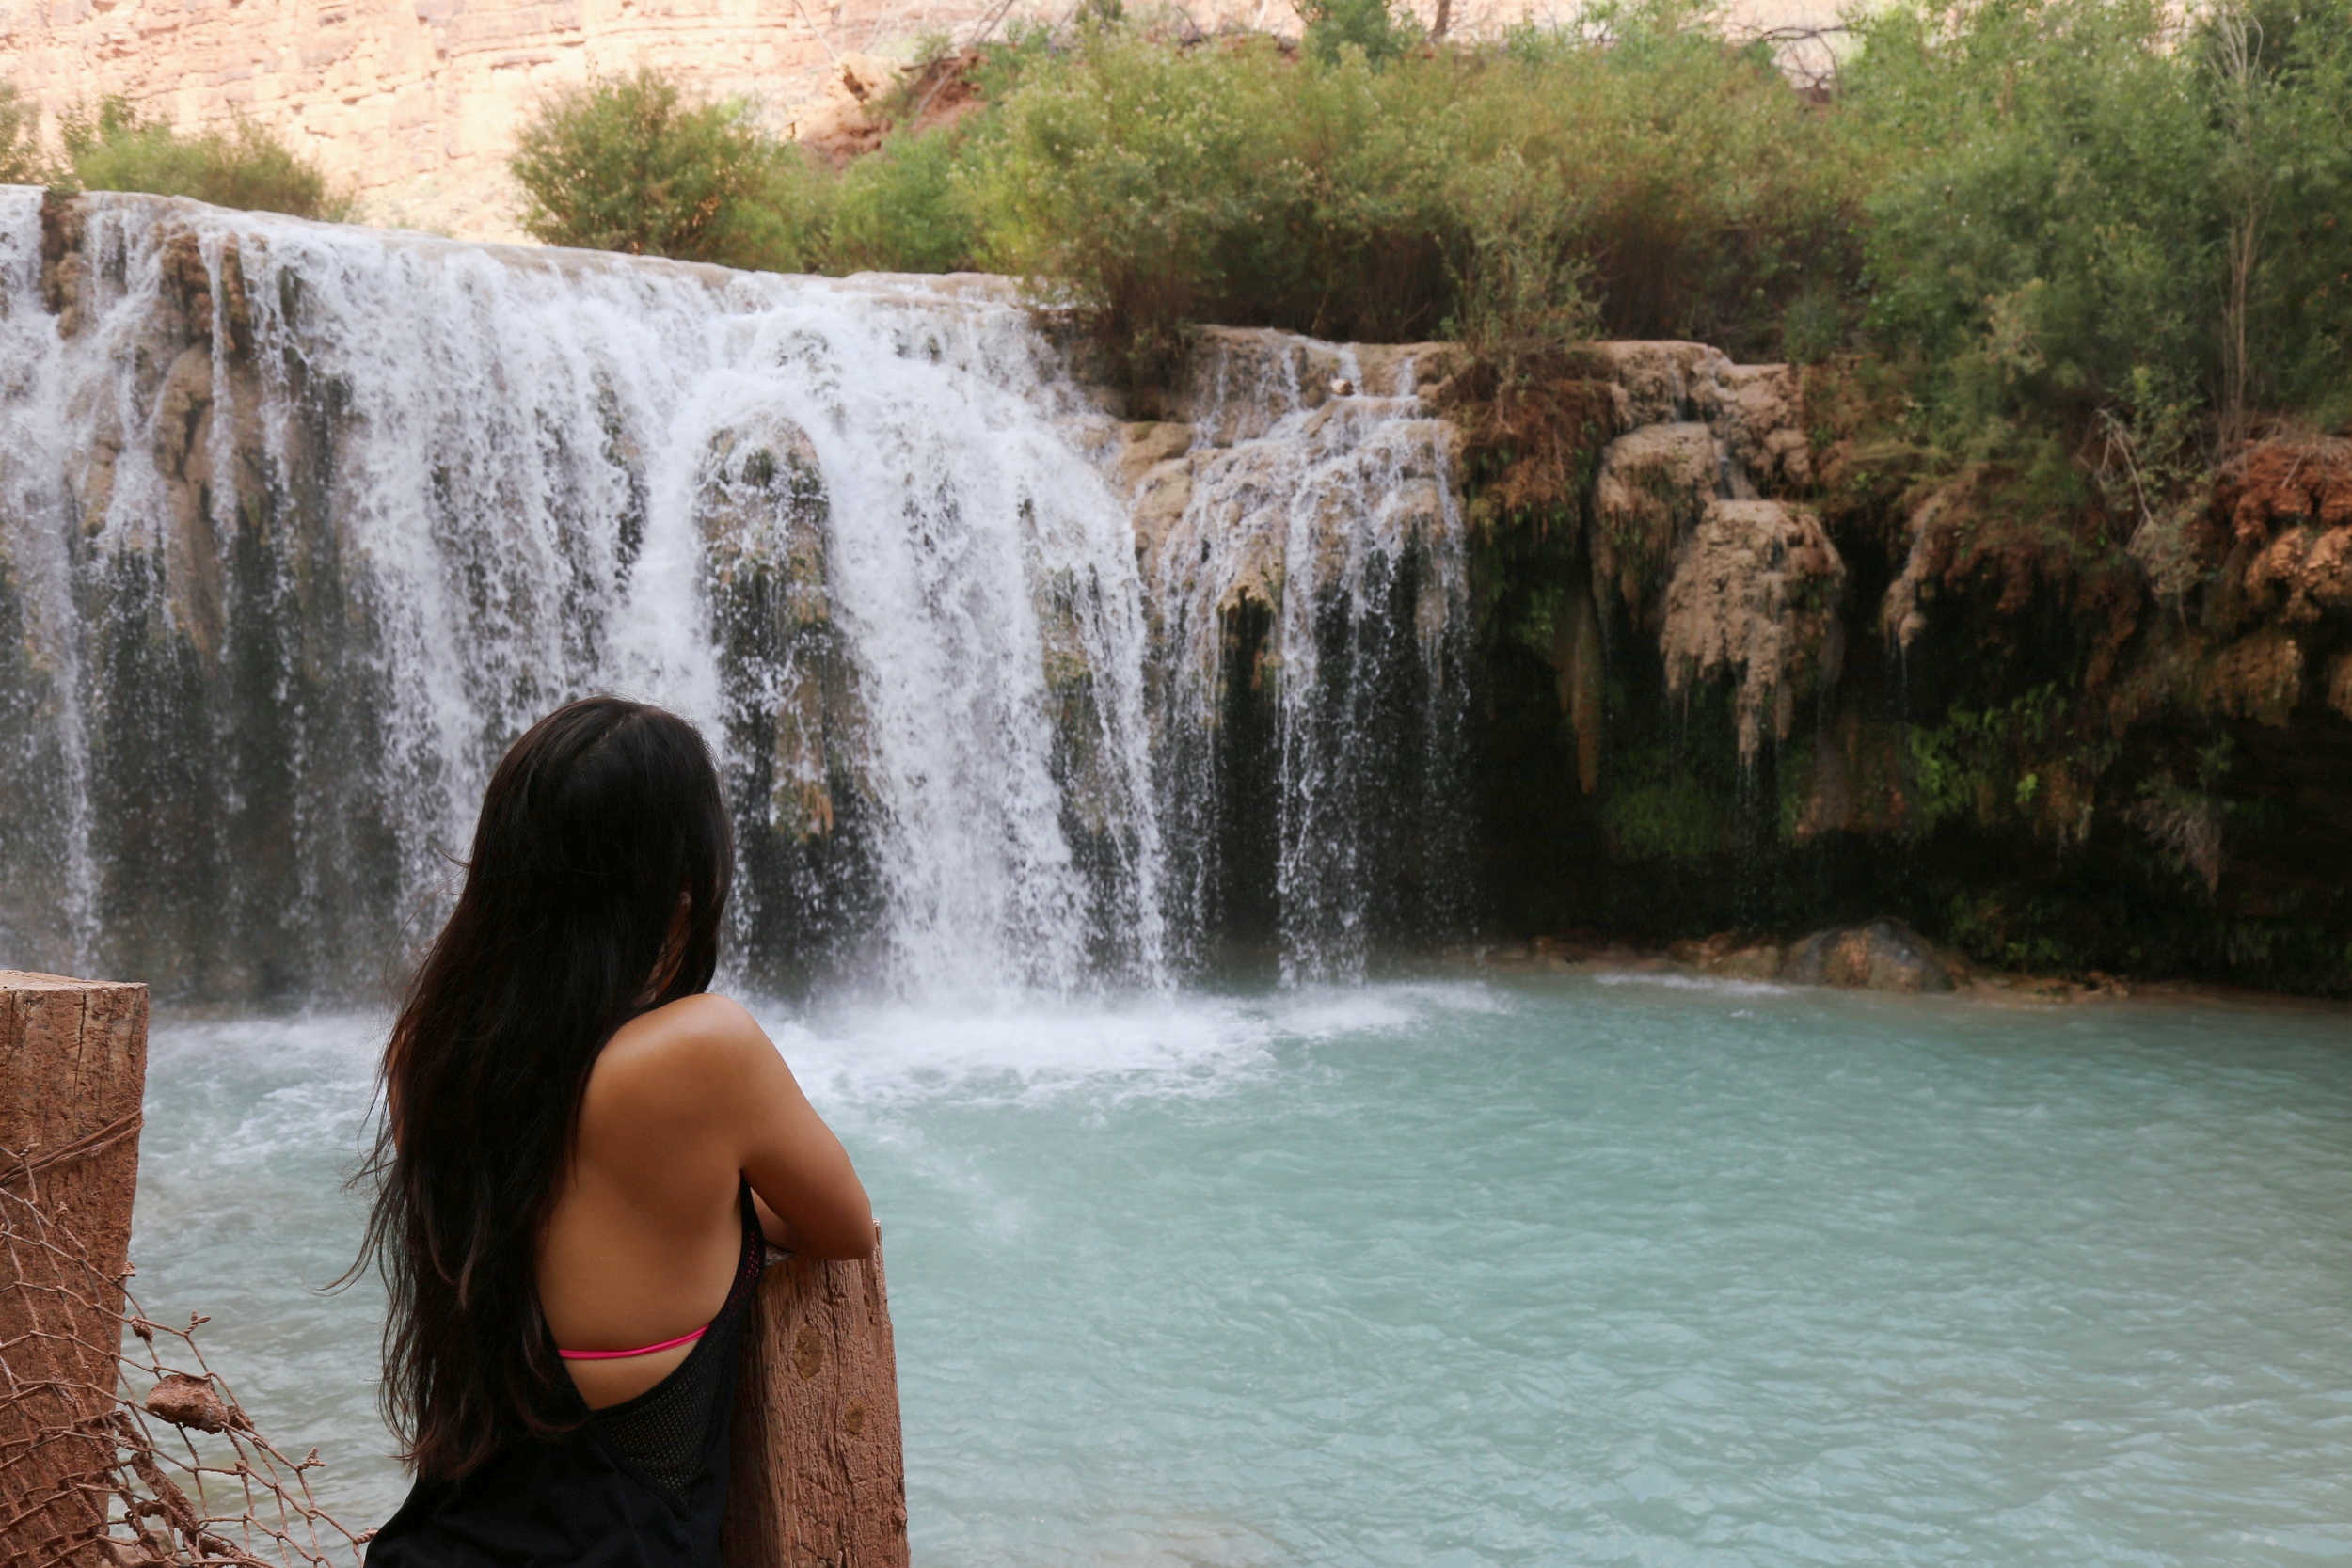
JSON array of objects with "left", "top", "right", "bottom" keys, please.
[{"left": 591, "top": 994, "right": 778, "bottom": 1112}]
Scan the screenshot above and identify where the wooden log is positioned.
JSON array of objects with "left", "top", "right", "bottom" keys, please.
[
  {"left": 0, "top": 971, "right": 150, "bottom": 1568},
  {"left": 723, "top": 1232, "right": 910, "bottom": 1568}
]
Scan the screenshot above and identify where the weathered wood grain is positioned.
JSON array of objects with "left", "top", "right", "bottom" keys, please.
[
  {"left": 0, "top": 971, "right": 150, "bottom": 1568},
  {"left": 723, "top": 1233, "right": 910, "bottom": 1568}
]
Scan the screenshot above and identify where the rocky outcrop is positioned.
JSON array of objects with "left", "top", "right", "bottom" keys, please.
[
  {"left": 1778, "top": 919, "right": 1963, "bottom": 993},
  {"left": 1660, "top": 499, "right": 1844, "bottom": 760},
  {"left": 1473, "top": 325, "right": 2352, "bottom": 993},
  {"left": 1666, "top": 920, "right": 1965, "bottom": 990},
  {"left": 1591, "top": 422, "right": 1717, "bottom": 626},
  {"left": 697, "top": 412, "right": 867, "bottom": 847}
]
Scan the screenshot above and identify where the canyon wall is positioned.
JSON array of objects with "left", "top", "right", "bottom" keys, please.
[
  {"left": 1462, "top": 338, "right": 2352, "bottom": 994},
  {"left": 1, "top": 0, "right": 994, "bottom": 238}
]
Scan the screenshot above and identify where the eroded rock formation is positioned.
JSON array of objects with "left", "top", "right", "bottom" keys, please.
[{"left": 1470, "top": 328, "right": 2352, "bottom": 992}]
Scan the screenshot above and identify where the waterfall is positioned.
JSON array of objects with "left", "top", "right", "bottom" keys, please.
[
  {"left": 0, "top": 192, "right": 1467, "bottom": 1001},
  {"left": 1130, "top": 329, "right": 1471, "bottom": 983}
]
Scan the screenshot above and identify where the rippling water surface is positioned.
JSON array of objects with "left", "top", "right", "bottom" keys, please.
[{"left": 134, "top": 976, "right": 2352, "bottom": 1565}]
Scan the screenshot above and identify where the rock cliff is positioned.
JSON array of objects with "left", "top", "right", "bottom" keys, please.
[{"left": 1464, "top": 333, "right": 2352, "bottom": 993}]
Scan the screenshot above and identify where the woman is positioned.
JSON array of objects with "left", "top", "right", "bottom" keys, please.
[{"left": 360, "top": 696, "right": 874, "bottom": 1566}]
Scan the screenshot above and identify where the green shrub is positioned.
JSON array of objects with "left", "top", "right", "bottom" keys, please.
[
  {"left": 511, "top": 70, "right": 818, "bottom": 268},
  {"left": 61, "top": 96, "right": 351, "bottom": 220},
  {"left": 1297, "top": 0, "right": 1422, "bottom": 66},
  {"left": 825, "top": 127, "right": 983, "bottom": 274},
  {"left": 1846, "top": 0, "right": 2352, "bottom": 447},
  {"left": 2207, "top": 0, "right": 2352, "bottom": 424},
  {"left": 961, "top": 9, "right": 1856, "bottom": 379},
  {"left": 499, "top": 15, "right": 1860, "bottom": 378},
  {"left": 496, "top": 1, "right": 2352, "bottom": 450},
  {"left": 0, "top": 82, "right": 46, "bottom": 185}
]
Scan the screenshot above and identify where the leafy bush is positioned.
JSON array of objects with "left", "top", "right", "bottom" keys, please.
[
  {"left": 511, "top": 70, "right": 817, "bottom": 267},
  {"left": 825, "top": 127, "right": 982, "bottom": 274},
  {"left": 501, "top": 0, "right": 2352, "bottom": 447},
  {"left": 1459, "top": 12, "right": 1865, "bottom": 356},
  {"left": 1297, "top": 0, "right": 1422, "bottom": 66},
  {"left": 61, "top": 96, "right": 351, "bottom": 220},
  {"left": 2209, "top": 0, "right": 2352, "bottom": 425},
  {"left": 969, "top": 33, "right": 1458, "bottom": 381},
  {"left": 1, "top": 82, "right": 45, "bottom": 185},
  {"left": 964, "top": 8, "right": 1853, "bottom": 382},
  {"left": 1846, "top": 0, "right": 2352, "bottom": 448}
]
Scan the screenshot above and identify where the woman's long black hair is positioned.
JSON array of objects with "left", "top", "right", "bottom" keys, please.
[{"left": 355, "top": 696, "right": 733, "bottom": 1481}]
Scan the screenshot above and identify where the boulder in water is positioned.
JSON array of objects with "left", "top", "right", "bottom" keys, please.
[{"left": 1781, "top": 920, "right": 1963, "bottom": 993}]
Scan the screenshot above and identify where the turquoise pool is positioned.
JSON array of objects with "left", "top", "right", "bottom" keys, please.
[{"left": 134, "top": 975, "right": 2352, "bottom": 1565}]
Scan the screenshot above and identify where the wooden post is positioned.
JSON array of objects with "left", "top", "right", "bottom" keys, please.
[
  {"left": 0, "top": 971, "right": 150, "bottom": 1567},
  {"left": 723, "top": 1235, "right": 910, "bottom": 1568}
]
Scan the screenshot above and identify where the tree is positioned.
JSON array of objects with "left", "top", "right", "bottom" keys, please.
[
  {"left": 58, "top": 96, "right": 351, "bottom": 220},
  {"left": 0, "top": 82, "right": 45, "bottom": 185},
  {"left": 510, "top": 71, "right": 811, "bottom": 269}
]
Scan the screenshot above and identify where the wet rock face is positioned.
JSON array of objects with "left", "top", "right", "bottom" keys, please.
[
  {"left": 1106, "top": 327, "right": 1473, "bottom": 974},
  {"left": 1660, "top": 500, "right": 1845, "bottom": 762},
  {"left": 4, "top": 195, "right": 402, "bottom": 997},
  {"left": 1479, "top": 328, "right": 2352, "bottom": 990},
  {"left": 696, "top": 416, "right": 883, "bottom": 992},
  {"left": 1592, "top": 423, "right": 1719, "bottom": 626}
]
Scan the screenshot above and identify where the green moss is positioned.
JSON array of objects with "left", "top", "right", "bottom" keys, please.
[
  {"left": 1902, "top": 683, "right": 2068, "bottom": 839},
  {"left": 1603, "top": 745, "right": 1731, "bottom": 863}
]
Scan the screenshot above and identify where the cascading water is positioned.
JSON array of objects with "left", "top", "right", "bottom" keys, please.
[
  {"left": 1131, "top": 329, "right": 1471, "bottom": 982},
  {"left": 0, "top": 191, "right": 1469, "bottom": 999}
]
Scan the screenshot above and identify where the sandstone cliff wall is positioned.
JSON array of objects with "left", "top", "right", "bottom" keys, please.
[{"left": 2, "top": 0, "right": 993, "bottom": 238}]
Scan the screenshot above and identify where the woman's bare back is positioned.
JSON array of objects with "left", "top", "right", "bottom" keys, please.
[{"left": 535, "top": 993, "right": 874, "bottom": 1408}]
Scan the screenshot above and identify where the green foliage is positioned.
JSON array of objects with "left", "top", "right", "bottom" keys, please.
[
  {"left": 1603, "top": 737, "right": 1732, "bottom": 861},
  {"left": 825, "top": 127, "right": 983, "bottom": 274},
  {"left": 1902, "top": 684, "right": 2066, "bottom": 838},
  {"left": 1473, "top": 6, "right": 1866, "bottom": 353},
  {"left": 59, "top": 96, "right": 351, "bottom": 220},
  {"left": 1942, "top": 892, "right": 2077, "bottom": 973},
  {"left": 0, "top": 82, "right": 45, "bottom": 185},
  {"left": 1846, "top": 0, "right": 2352, "bottom": 445},
  {"left": 1297, "top": 0, "right": 1421, "bottom": 66},
  {"left": 965, "top": 7, "right": 1854, "bottom": 383},
  {"left": 2209, "top": 0, "right": 2352, "bottom": 422},
  {"left": 968, "top": 33, "right": 1458, "bottom": 382},
  {"left": 511, "top": 71, "right": 815, "bottom": 267},
  {"left": 501, "top": 1, "right": 2352, "bottom": 448}
]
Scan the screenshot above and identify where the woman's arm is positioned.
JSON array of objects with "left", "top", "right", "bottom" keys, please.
[{"left": 673, "top": 996, "right": 876, "bottom": 1259}]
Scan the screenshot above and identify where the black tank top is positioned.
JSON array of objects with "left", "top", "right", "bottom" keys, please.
[{"left": 367, "top": 1187, "right": 766, "bottom": 1567}]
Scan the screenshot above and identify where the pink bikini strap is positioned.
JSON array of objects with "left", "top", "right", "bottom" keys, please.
[{"left": 556, "top": 1323, "right": 708, "bottom": 1361}]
